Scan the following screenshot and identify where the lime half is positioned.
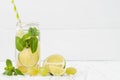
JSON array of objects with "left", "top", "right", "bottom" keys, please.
[
  {"left": 49, "top": 65, "right": 65, "bottom": 76},
  {"left": 43, "top": 54, "right": 66, "bottom": 69},
  {"left": 18, "top": 47, "right": 39, "bottom": 67}
]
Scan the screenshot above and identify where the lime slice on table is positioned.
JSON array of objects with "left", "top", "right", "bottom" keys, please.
[
  {"left": 18, "top": 47, "right": 39, "bottom": 67},
  {"left": 39, "top": 67, "right": 49, "bottom": 76},
  {"left": 43, "top": 54, "right": 66, "bottom": 75},
  {"left": 18, "top": 66, "right": 27, "bottom": 74},
  {"left": 27, "top": 67, "right": 39, "bottom": 76},
  {"left": 43, "top": 54, "right": 66, "bottom": 68}
]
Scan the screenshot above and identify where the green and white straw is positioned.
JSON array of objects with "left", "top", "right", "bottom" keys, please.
[{"left": 11, "top": 0, "right": 21, "bottom": 23}]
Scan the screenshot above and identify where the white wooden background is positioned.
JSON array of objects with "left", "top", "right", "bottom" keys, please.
[{"left": 0, "top": 0, "right": 120, "bottom": 61}]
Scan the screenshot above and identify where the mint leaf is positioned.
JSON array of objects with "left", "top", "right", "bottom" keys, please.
[
  {"left": 3, "top": 70, "right": 13, "bottom": 76},
  {"left": 30, "top": 37, "right": 38, "bottom": 53},
  {"left": 28, "top": 27, "right": 39, "bottom": 36},
  {"left": 24, "top": 39, "right": 31, "bottom": 48},
  {"left": 4, "top": 67, "right": 9, "bottom": 70},
  {"left": 22, "top": 33, "right": 31, "bottom": 41},
  {"left": 16, "top": 37, "right": 24, "bottom": 51},
  {"left": 22, "top": 33, "right": 31, "bottom": 48},
  {"left": 3, "top": 59, "right": 24, "bottom": 76},
  {"left": 33, "top": 27, "right": 39, "bottom": 36},
  {"left": 3, "top": 70, "right": 9, "bottom": 75},
  {"left": 6, "top": 59, "right": 12, "bottom": 68},
  {"left": 14, "top": 69, "right": 24, "bottom": 75}
]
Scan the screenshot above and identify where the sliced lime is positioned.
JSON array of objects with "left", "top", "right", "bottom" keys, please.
[
  {"left": 18, "top": 47, "right": 39, "bottom": 67},
  {"left": 43, "top": 54, "right": 66, "bottom": 69},
  {"left": 27, "top": 67, "right": 39, "bottom": 76},
  {"left": 49, "top": 65, "right": 65, "bottom": 76}
]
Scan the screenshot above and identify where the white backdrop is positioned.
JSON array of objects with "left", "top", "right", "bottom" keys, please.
[{"left": 0, "top": 0, "right": 120, "bottom": 61}]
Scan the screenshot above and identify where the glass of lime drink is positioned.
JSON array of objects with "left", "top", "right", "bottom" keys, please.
[{"left": 15, "top": 22, "right": 40, "bottom": 74}]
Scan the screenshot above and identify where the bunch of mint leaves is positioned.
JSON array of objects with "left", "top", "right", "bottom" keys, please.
[
  {"left": 16, "top": 27, "right": 39, "bottom": 53},
  {"left": 3, "top": 59, "right": 24, "bottom": 76}
]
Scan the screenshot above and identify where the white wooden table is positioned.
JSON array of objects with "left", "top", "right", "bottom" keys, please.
[{"left": 0, "top": 61, "right": 120, "bottom": 80}]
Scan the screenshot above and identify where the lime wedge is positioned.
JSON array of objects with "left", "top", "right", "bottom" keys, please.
[
  {"left": 43, "top": 54, "right": 66, "bottom": 76},
  {"left": 43, "top": 54, "right": 66, "bottom": 69}
]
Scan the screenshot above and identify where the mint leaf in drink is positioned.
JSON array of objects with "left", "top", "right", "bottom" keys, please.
[
  {"left": 33, "top": 27, "right": 39, "bottom": 36},
  {"left": 16, "top": 37, "right": 24, "bottom": 51},
  {"left": 28, "top": 27, "right": 39, "bottom": 36},
  {"left": 30, "top": 37, "right": 38, "bottom": 53},
  {"left": 21, "top": 27, "right": 39, "bottom": 50},
  {"left": 6, "top": 59, "right": 12, "bottom": 68},
  {"left": 22, "top": 33, "right": 31, "bottom": 41},
  {"left": 25, "top": 39, "right": 31, "bottom": 48},
  {"left": 22, "top": 33, "right": 31, "bottom": 48}
]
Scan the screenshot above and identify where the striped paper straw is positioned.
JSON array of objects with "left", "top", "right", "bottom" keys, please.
[{"left": 11, "top": 0, "right": 21, "bottom": 24}]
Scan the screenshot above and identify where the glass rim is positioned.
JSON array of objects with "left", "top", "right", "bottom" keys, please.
[{"left": 16, "top": 22, "right": 39, "bottom": 28}]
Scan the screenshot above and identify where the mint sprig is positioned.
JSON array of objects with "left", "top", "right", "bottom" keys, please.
[
  {"left": 16, "top": 27, "right": 39, "bottom": 53},
  {"left": 28, "top": 27, "right": 39, "bottom": 36},
  {"left": 3, "top": 59, "right": 24, "bottom": 76}
]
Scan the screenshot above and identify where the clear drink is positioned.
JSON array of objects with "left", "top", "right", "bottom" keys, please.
[{"left": 15, "top": 22, "right": 40, "bottom": 74}]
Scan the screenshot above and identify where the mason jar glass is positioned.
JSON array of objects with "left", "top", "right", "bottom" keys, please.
[{"left": 15, "top": 22, "right": 40, "bottom": 74}]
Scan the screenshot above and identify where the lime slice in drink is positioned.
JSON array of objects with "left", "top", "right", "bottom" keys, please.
[
  {"left": 43, "top": 54, "right": 66, "bottom": 69},
  {"left": 16, "top": 30, "right": 24, "bottom": 38},
  {"left": 18, "top": 47, "right": 39, "bottom": 67},
  {"left": 49, "top": 65, "right": 65, "bottom": 76}
]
